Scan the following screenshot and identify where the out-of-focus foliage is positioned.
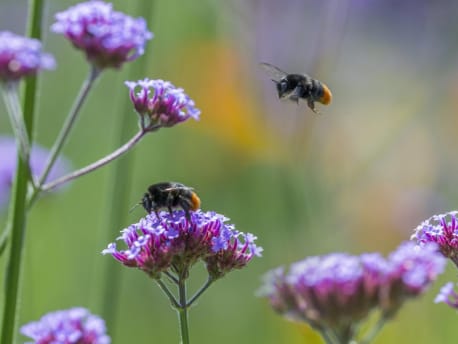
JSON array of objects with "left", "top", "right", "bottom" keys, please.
[{"left": 2, "top": 0, "right": 458, "bottom": 343}]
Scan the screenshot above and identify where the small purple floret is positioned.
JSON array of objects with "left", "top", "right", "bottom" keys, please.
[
  {"left": 51, "top": 0, "right": 153, "bottom": 69},
  {"left": 20, "top": 307, "right": 110, "bottom": 344},
  {"left": 0, "top": 31, "right": 55, "bottom": 82},
  {"left": 435, "top": 282, "right": 458, "bottom": 309}
]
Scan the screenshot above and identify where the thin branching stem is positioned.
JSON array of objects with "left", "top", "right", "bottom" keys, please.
[
  {"left": 1, "top": 83, "right": 31, "bottom": 164},
  {"left": 28, "top": 66, "right": 100, "bottom": 206},
  {"left": 360, "top": 314, "right": 387, "bottom": 344},
  {"left": 155, "top": 279, "right": 180, "bottom": 309},
  {"left": 187, "top": 277, "right": 214, "bottom": 308},
  {"left": 164, "top": 271, "right": 179, "bottom": 284},
  {"left": 41, "top": 129, "right": 148, "bottom": 192}
]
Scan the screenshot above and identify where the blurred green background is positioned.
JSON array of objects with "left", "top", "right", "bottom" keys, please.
[{"left": 2, "top": 0, "right": 458, "bottom": 343}]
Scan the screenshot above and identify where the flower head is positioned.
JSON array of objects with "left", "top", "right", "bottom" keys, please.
[
  {"left": 0, "top": 135, "right": 70, "bottom": 211},
  {"left": 381, "top": 242, "right": 446, "bottom": 316},
  {"left": 0, "top": 31, "right": 55, "bottom": 82},
  {"left": 411, "top": 210, "right": 458, "bottom": 267},
  {"left": 51, "top": 0, "right": 153, "bottom": 69},
  {"left": 125, "top": 79, "right": 200, "bottom": 131},
  {"left": 260, "top": 242, "right": 445, "bottom": 343},
  {"left": 261, "top": 252, "right": 387, "bottom": 339},
  {"left": 20, "top": 307, "right": 110, "bottom": 344},
  {"left": 103, "top": 209, "right": 261, "bottom": 279}
]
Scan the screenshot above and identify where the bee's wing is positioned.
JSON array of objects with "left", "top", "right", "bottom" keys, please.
[
  {"left": 259, "top": 62, "right": 288, "bottom": 81},
  {"left": 163, "top": 186, "right": 194, "bottom": 192}
]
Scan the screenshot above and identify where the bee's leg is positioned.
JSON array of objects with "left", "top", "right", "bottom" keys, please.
[
  {"left": 178, "top": 196, "right": 192, "bottom": 221},
  {"left": 168, "top": 206, "right": 173, "bottom": 217},
  {"left": 292, "top": 87, "right": 302, "bottom": 104},
  {"left": 184, "top": 210, "right": 191, "bottom": 222},
  {"left": 155, "top": 209, "right": 161, "bottom": 219},
  {"left": 307, "top": 99, "right": 319, "bottom": 114}
]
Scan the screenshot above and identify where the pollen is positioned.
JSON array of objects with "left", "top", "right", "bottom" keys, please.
[{"left": 319, "top": 84, "right": 332, "bottom": 105}]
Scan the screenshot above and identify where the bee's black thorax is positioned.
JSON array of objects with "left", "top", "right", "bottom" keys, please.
[
  {"left": 141, "top": 182, "right": 195, "bottom": 219},
  {"left": 275, "top": 74, "right": 324, "bottom": 102}
]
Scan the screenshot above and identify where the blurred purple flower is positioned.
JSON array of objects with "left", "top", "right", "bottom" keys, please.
[
  {"left": 0, "top": 31, "right": 55, "bottom": 82},
  {"left": 0, "top": 135, "right": 70, "bottom": 210},
  {"left": 125, "top": 78, "right": 200, "bottom": 131},
  {"left": 260, "top": 252, "right": 387, "bottom": 342},
  {"left": 260, "top": 241, "right": 445, "bottom": 343},
  {"left": 21, "top": 307, "right": 110, "bottom": 344},
  {"left": 102, "top": 209, "right": 262, "bottom": 279},
  {"left": 51, "top": 0, "right": 153, "bottom": 69},
  {"left": 411, "top": 210, "right": 458, "bottom": 267},
  {"left": 435, "top": 282, "right": 458, "bottom": 309},
  {"left": 381, "top": 242, "right": 446, "bottom": 316}
]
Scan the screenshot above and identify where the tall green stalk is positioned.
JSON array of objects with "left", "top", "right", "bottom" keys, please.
[
  {"left": 1, "top": 0, "right": 44, "bottom": 342},
  {"left": 98, "top": 1, "right": 155, "bottom": 333}
]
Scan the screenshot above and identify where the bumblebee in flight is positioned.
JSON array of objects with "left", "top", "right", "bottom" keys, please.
[
  {"left": 260, "top": 62, "right": 332, "bottom": 113},
  {"left": 133, "top": 182, "right": 201, "bottom": 221}
]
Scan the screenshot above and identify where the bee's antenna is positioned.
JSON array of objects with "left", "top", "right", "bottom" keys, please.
[{"left": 129, "top": 202, "right": 141, "bottom": 213}]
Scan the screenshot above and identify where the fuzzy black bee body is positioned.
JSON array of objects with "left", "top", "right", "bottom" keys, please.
[
  {"left": 260, "top": 62, "right": 332, "bottom": 113},
  {"left": 140, "top": 182, "right": 201, "bottom": 220}
]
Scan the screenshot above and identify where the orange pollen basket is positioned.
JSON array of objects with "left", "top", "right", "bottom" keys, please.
[
  {"left": 319, "top": 84, "right": 332, "bottom": 105},
  {"left": 190, "top": 192, "right": 201, "bottom": 210}
]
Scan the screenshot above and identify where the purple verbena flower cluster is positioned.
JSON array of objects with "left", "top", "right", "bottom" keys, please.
[
  {"left": 261, "top": 242, "right": 445, "bottom": 342},
  {"left": 103, "top": 210, "right": 262, "bottom": 279},
  {"left": 20, "top": 307, "right": 110, "bottom": 344},
  {"left": 125, "top": 78, "right": 200, "bottom": 131},
  {"left": 0, "top": 31, "right": 55, "bottom": 82},
  {"left": 51, "top": 0, "right": 153, "bottom": 69},
  {"left": 411, "top": 210, "right": 458, "bottom": 267}
]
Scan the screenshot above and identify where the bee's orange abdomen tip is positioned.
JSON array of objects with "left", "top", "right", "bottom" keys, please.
[
  {"left": 190, "top": 192, "right": 201, "bottom": 210},
  {"left": 319, "top": 84, "right": 332, "bottom": 105}
]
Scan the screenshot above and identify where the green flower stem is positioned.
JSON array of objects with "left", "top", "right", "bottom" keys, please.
[
  {"left": 1, "top": 159, "right": 29, "bottom": 344},
  {"left": 1, "top": 83, "right": 31, "bottom": 164},
  {"left": 186, "top": 277, "right": 214, "bottom": 308},
  {"left": 0, "top": 228, "right": 8, "bottom": 257},
  {"left": 41, "top": 129, "right": 147, "bottom": 192},
  {"left": 322, "top": 331, "right": 338, "bottom": 344},
  {"left": 164, "top": 270, "right": 179, "bottom": 284},
  {"left": 155, "top": 279, "right": 180, "bottom": 309},
  {"left": 28, "top": 66, "right": 100, "bottom": 206},
  {"left": 1, "top": 0, "right": 43, "bottom": 342},
  {"left": 98, "top": 2, "right": 155, "bottom": 333},
  {"left": 360, "top": 315, "right": 387, "bottom": 344},
  {"left": 177, "top": 275, "right": 190, "bottom": 344},
  {"left": 98, "top": 85, "right": 138, "bottom": 332},
  {"left": 0, "top": 85, "right": 33, "bottom": 256}
]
